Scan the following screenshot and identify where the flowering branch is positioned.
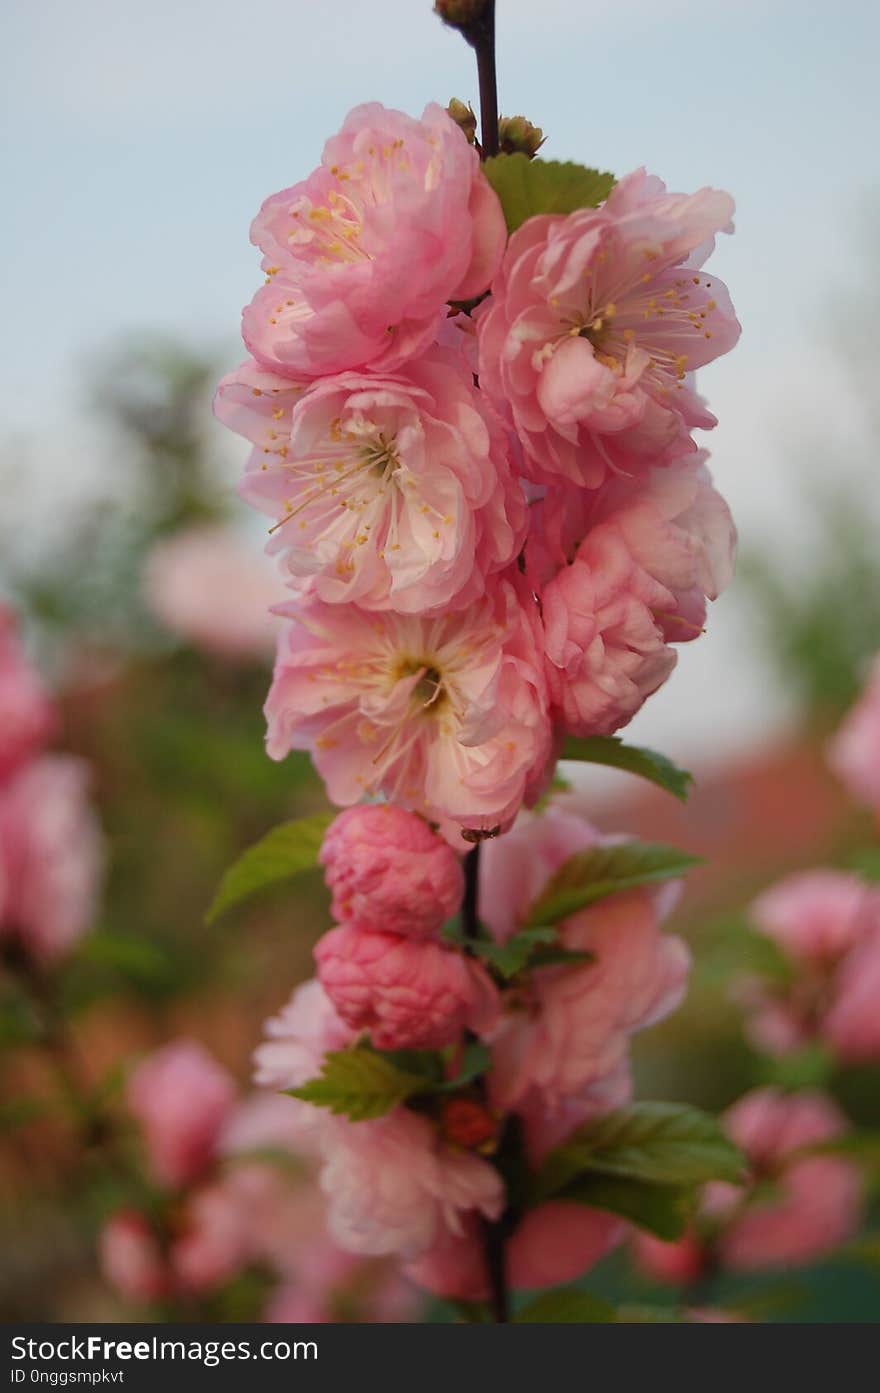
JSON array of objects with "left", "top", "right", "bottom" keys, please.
[{"left": 435, "top": 0, "right": 499, "bottom": 157}]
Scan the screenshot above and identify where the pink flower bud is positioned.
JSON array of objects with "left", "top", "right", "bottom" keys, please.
[
  {"left": 315, "top": 925, "right": 499, "bottom": 1050},
  {"left": 320, "top": 805, "right": 464, "bottom": 938},
  {"left": 127, "top": 1040, "right": 237, "bottom": 1189},
  {"left": 99, "top": 1211, "right": 168, "bottom": 1304},
  {"left": 827, "top": 656, "right": 880, "bottom": 816}
]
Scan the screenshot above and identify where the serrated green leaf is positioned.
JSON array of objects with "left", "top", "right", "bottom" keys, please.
[
  {"left": 206, "top": 812, "right": 333, "bottom": 923},
  {"left": 285, "top": 1046, "right": 425, "bottom": 1122},
  {"left": 560, "top": 1173, "right": 698, "bottom": 1241},
  {"left": 515, "top": 1289, "right": 617, "bottom": 1324},
  {"left": 536, "top": 1102, "right": 746, "bottom": 1196},
  {"left": 483, "top": 154, "right": 615, "bottom": 233},
  {"left": 560, "top": 735, "right": 693, "bottom": 801},
  {"left": 525, "top": 842, "right": 700, "bottom": 929}
]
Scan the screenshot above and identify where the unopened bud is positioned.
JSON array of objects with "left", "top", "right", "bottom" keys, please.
[
  {"left": 499, "top": 115, "right": 545, "bottom": 159},
  {"left": 447, "top": 99, "right": 478, "bottom": 144},
  {"left": 434, "top": 0, "right": 491, "bottom": 31},
  {"left": 441, "top": 1096, "right": 499, "bottom": 1152}
]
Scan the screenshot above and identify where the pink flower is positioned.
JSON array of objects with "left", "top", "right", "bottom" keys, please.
[
  {"left": 172, "top": 1179, "right": 252, "bottom": 1292},
  {"left": 527, "top": 457, "right": 735, "bottom": 736},
  {"left": 252, "top": 979, "right": 354, "bottom": 1148},
  {"left": 633, "top": 1229, "right": 705, "bottom": 1287},
  {"left": 0, "top": 755, "right": 102, "bottom": 964},
  {"left": 127, "top": 1040, "right": 237, "bottom": 1189},
  {"left": 242, "top": 103, "right": 505, "bottom": 379},
  {"left": 100, "top": 1211, "right": 168, "bottom": 1304},
  {"left": 481, "top": 813, "right": 688, "bottom": 1112},
  {"left": 710, "top": 1089, "right": 862, "bottom": 1271},
  {"left": 743, "top": 871, "right": 880, "bottom": 1061},
  {"left": 264, "top": 575, "right": 553, "bottom": 842},
  {"left": 0, "top": 605, "right": 56, "bottom": 780},
  {"left": 405, "top": 1201, "right": 622, "bottom": 1300},
  {"left": 315, "top": 925, "right": 498, "bottom": 1050},
  {"left": 477, "top": 169, "right": 739, "bottom": 487},
  {"left": 479, "top": 803, "right": 602, "bottom": 942},
  {"left": 216, "top": 350, "right": 526, "bottom": 614},
  {"left": 142, "top": 525, "right": 282, "bottom": 661},
  {"left": 316, "top": 1107, "right": 504, "bottom": 1259},
  {"left": 319, "top": 804, "right": 463, "bottom": 938},
  {"left": 828, "top": 657, "right": 880, "bottom": 814}
]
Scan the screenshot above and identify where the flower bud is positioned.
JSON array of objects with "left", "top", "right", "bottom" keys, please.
[
  {"left": 434, "top": 0, "right": 491, "bottom": 32},
  {"left": 498, "top": 115, "right": 545, "bottom": 158},
  {"left": 447, "top": 98, "right": 477, "bottom": 144}
]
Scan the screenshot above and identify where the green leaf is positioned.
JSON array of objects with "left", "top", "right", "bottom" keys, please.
[
  {"left": 560, "top": 1173, "right": 698, "bottom": 1241},
  {"left": 285, "top": 1046, "right": 425, "bottom": 1122},
  {"left": 515, "top": 1288, "right": 617, "bottom": 1324},
  {"left": 536, "top": 1102, "right": 746, "bottom": 1195},
  {"left": 696, "top": 916, "right": 795, "bottom": 989},
  {"left": 560, "top": 735, "right": 693, "bottom": 802},
  {"left": 762, "top": 1042, "right": 834, "bottom": 1090},
  {"left": 483, "top": 154, "right": 615, "bottom": 233},
  {"left": 525, "top": 945, "right": 596, "bottom": 970},
  {"left": 206, "top": 812, "right": 333, "bottom": 923},
  {"left": 525, "top": 842, "right": 701, "bottom": 928},
  {"left": 81, "top": 931, "right": 174, "bottom": 987},
  {"left": 441, "top": 922, "right": 568, "bottom": 978},
  {"left": 435, "top": 1041, "right": 492, "bottom": 1092}
]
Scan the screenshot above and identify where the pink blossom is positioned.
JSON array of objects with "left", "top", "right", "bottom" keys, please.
[
  {"left": 315, "top": 925, "right": 498, "bottom": 1050},
  {"left": 0, "top": 755, "right": 102, "bottom": 964},
  {"left": 242, "top": 103, "right": 505, "bottom": 379},
  {"left": 632, "top": 1228, "right": 705, "bottom": 1286},
  {"left": 216, "top": 350, "right": 526, "bottom": 614},
  {"left": 743, "top": 871, "right": 880, "bottom": 1061},
  {"left": 127, "top": 1040, "right": 237, "bottom": 1189},
  {"left": 477, "top": 169, "right": 739, "bottom": 487},
  {"left": 479, "top": 803, "right": 602, "bottom": 943},
  {"left": 827, "top": 657, "right": 880, "bottom": 814},
  {"left": 709, "top": 1089, "right": 862, "bottom": 1271},
  {"left": 319, "top": 804, "right": 463, "bottom": 938},
  {"left": 172, "top": 1178, "right": 253, "bottom": 1292},
  {"left": 485, "top": 881, "right": 688, "bottom": 1114},
  {"left": 100, "top": 1211, "right": 168, "bottom": 1304},
  {"left": 405, "top": 1201, "right": 622, "bottom": 1300},
  {"left": 316, "top": 1106, "right": 503, "bottom": 1259},
  {"left": 264, "top": 575, "right": 553, "bottom": 842},
  {"left": 252, "top": 979, "right": 354, "bottom": 1148},
  {"left": 0, "top": 605, "right": 56, "bottom": 780},
  {"left": 142, "top": 525, "right": 282, "bottom": 661},
  {"left": 527, "top": 457, "right": 735, "bottom": 736}
]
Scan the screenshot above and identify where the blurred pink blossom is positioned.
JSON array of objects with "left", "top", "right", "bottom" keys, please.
[
  {"left": 99, "top": 1211, "right": 169, "bottom": 1304},
  {"left": 142, "top": 525, "right": 282, "bottom": 661},
  {"left": 827, "top": 657, "right": 880, "bottom": 815},
  {"left": 315, "top": 925, "right": 498, "bottom": 1050},
  {"left": 743, "top": 870, "right": 880, "bottom": 1061},
  {"left": 127, "top": 1040, "right": 237, "bottom": 1189},
  {"left": 477, "top": 169, "right": 739, "bottom": 487},
  {"left": 0, "top": 605, "right": 56, "bottom": 780},
  {"left": 217, "top": 349, "right": 526, "bottom": 614},
  {"left": 316, "top": 1107, "right": 503, "bottom": 1260},
  {"left": 319, "top": 804, "right": 464, "bottom": 939},
  {"left": 242, "top": 103, "right": 505, "bottom": 379},
  {"left": 0, "top": 755, "right": 102, "bottom": 964}
]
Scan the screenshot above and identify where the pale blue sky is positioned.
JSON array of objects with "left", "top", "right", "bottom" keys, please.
[{"left": 2, "top": 0, "right": 878, "bottom": 760}]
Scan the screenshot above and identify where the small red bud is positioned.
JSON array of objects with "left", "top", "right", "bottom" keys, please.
[{"left": 441, "top": 1096, "right": 499, "bottom": 1151}]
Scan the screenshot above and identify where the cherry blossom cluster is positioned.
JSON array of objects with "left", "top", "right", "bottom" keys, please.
[
  {"left": 214, "top": 102, "right": 740, "bottom": 843},
  {"left": 100, "top": 1038, "right": 416, "bottom": 1321},
  {"left": 0, "top": 604, "right": 102, "bottom": 966},
  {"left": 254, "top": 802, "right": 691, "bottom": 1298}
]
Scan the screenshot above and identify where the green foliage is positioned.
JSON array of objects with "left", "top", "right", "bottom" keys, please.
[
  {"left": 482, "top": 154, "right": 615, "bottom": 233},
  {"left": 525, "top": 842, "right": 701, "bottom": 928},
  {"left": 558, "top": 1173, "right": 698, "bottom": 1241},
  {"left": 762, "top": 1042, "right": 835, "bottom": 1090},
  {"left": 441, "top": 921, "right": 593, "bottom": 978},
  {"left": 285, "top": 1047, "right": 427, "bottom": 1122},
  {"left": 561, "top": 735, "right": 693, "bottom": 801},
  {"left": 514, "top": 1288, "right": 617, "bottom": 1323},
  {"left": 206, "top": 812, "right": 333, "bottom": 922},
  {"left": 532, "top": 1103, "right": 745, "bottom": 1239}
]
